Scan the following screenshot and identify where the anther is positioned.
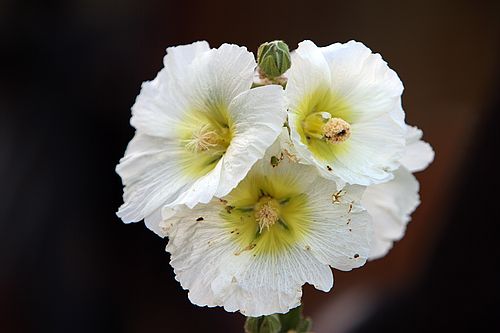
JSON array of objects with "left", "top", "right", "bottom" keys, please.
[
  {"left": 254, "top": 196, "right": 280, "bottom": 233},
  {"left": 322, "top": 118, "right": 351, "bottom": 144}
]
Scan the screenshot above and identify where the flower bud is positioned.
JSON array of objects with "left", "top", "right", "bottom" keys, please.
[
  {"left": 257, "top": 40, "right": 291, "bottom": 79},
  {"left": 244, "top": 315, "right": 281, "bottom": 333}
]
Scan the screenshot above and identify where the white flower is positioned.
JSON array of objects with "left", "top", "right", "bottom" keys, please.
[
  {"left": 116, "top": 42, "right": 287, "bottom": 234},
  {"left": 285, "top": 40, "right": 406, "bottom": 187},
  {"left": 161, "top": 136, "right": 372, "bottom": 316},
  {"left": 362, "top": 125, "right": 434, "bottom": 259}
]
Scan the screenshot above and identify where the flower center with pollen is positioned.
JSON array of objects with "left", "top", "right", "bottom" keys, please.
[
  {"left": 302, "top": 112, "right": 351, "bottom": 145},
  {"left": 185, "top": 124, "right": 225, "bottom": 153},
  {"left": 254, "top": 196, "right": 280, "bottom": 232},
  {"left": 222, "top": 174, "right": 312, "bottom": 255},
  {"left": 322, "top": 117, "right": 351, "bottom": 144},
  {"left": 179, "top": 105, "right": 233, "bottom": 177}
]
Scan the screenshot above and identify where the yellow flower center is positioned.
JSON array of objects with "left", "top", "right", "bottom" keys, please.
[
  {"left": 185, "top": 124, "right": 229, "bottom": 153},
  {"left": 254, "top": 196, "right": 280, "bottom": 232},
  {"left": 178, "top": 104, "right": 233, "bottom": 177},
  {"left": 294, "top": 87, "right": 353, "bottom": 161},
  {"left": 322, "top": 117, "right": 351, "bottom": 144},
  {"left": 221, "top": 172, "right": 311, "bottom": 256},
  {"left": 302, "top": 112, "right": 351, "bottom": 145}
]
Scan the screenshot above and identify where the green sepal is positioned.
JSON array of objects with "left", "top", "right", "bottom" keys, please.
[
  {"left": 244, "top": 315, "right": 281, "bottom": 333},
  {"left": 244, "top": 305, "right": 312, "bottom": 333},
  {"left": 244, "top": 317, "right": 262, "bottom": 333}
]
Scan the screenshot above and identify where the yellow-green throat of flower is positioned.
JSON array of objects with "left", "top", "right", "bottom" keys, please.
[
  {"left": 185, "top": 124, "right": 231, "bottom": 153},
  {"left": 303, "top": 113, "right": 351, "bottom": 144},
  {"left": 254, "top": 196, "right": 281, "bottom": 233},
  {"left": 179, "top": 104, "right": 233, "bottom": 177},
  {"left": 295, "top": 88, "right": 353, "bottom": 161},
  {"left": 221, "top": 171, "right": 311, "bottom": 256}
]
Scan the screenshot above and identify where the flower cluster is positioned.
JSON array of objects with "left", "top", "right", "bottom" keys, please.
[{"left": 116, "top": 40, "right": 433, "bottom": 317}]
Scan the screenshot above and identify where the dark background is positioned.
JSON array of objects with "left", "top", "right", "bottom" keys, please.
[{"left": 1, "top": 0, "right": 499, "bottom": 332}]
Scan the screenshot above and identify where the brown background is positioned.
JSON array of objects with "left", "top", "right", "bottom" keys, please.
[{"left": 1, "top": 0, "right": 499, "bottom": 332}]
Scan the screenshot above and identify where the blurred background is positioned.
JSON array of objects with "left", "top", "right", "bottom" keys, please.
[{"left": 1, "top": 0, "right": 499, "bottom": 332}]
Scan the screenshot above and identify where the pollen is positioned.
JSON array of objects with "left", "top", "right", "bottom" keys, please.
[
  {"left": 185, "top": 124, "right": 222, "bottom": 153},
  {"left": 322, "top": 117, "right": 351, "bottom": 144},
  {"left": 254, "top": 196, "right": 280, "bottom": 233}
]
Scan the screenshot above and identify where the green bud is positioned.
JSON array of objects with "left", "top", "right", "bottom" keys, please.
[
  {"left": 244, "top": 315, "right": 281, "bottom": 333},
  {"left": 259, "top": 315, "right": 281, "bottom": 333},
  {"left": 244, "top": 305, "right": 313, "bottom": 333},
  {"left": 296, "top": 318, "right": 312, "bottom": 333},
  {"left": 257, "top": 40, "right": 291, "bottom": 79},
  {"left": 244, "top": 317, "right": 263, "bottom": 333}
]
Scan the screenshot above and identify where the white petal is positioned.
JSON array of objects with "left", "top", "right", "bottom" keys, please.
[
  {"left": 320, "top": 40, "right": 404, "bottom": 121},
  {"left": 362, "top": 167, "right": 420, "bottom": 260},
  {"left": 171, "top": 160, "right": 223, "bottom": 209},
  {"left": 116, "top": 135, "right": 169, "bottom": 236},
  {"left": 228, "top": 248, "right": 333, "bottom": 316},
  {"left": 144, "top": 208, "right": 164, "bottom": 237},
  {"left": 400, "top": 125, "right": 435, "bottom": 172},
  {"left": 130, "top": 42, "right": 209, "bottom": 137},
  {"left": 166, "top": 203, "right": 333, "bottom": 317},
  {"left": 369, "top": 237, "right": 394, "bottom": 261},
  {"left": 302, "top": 181, "right": 372, "bottom": 271},
  {"left": 116, "top": 132, "right": 168, "bottom": 182},
  {"left": 116, "top": 133, "right": 222, "bottom": 222},
  {"left": 318, "top": 42, "right": 343, "bottom": 62},
  {"left": 216, "top": 85, "right": 287, "bottom": 197},
  {"left": 332, "top": 114, "right": 405, "bottom": 185},
  {"left": 163, "top": 41, "right": 210, "bottom": 78},
  {"left": 286, "top": 40, "right": 331, "bottom": 112},
  {"left": 185, "top": 44, "right": 256, "bottom": 111}
]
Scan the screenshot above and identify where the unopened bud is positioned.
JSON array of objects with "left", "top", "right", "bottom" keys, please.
[{"left": 257, "top": 40, "right": 291, "bottom": 79}]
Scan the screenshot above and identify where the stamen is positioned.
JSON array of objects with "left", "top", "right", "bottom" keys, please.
[
  {"left": 322, "top": 117, "right": 351, "bottom": 144},
  {"left": 185, "top": 125, "right": 221, "bottom": 152},
  {"left": 254, "top": 196, "right": 280, "bottom": 233}
]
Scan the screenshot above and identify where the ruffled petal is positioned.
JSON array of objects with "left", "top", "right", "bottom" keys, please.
[
  {"left": 400, "top": 125, "right": 435, "bottom": 172},
  {"left": 286, "top": 40, "right": 331, "bottom": 112},
  {"left": 130, "top": 42, "right": 209, "bottom": 137},
  {"left": 144, "top": 207, "right": 164, "bottom": 237},
  {"left": 320, "top": 40, "right": 404, "bottom": 121},
  {"left": 216, "top": 85, "right": 287, "bottom": 197},
  {"left": 116, "top": 132, "right": 224, "bottom": 222},
  {"left": 301, "top": 182, "right": 372, "bottom": 271},
  {"left": 163, "top": 41, "right": 210, "bottom": 78},
  {"left": 184, "top": 43, "right": 256, "bottom": 112},
  {"left": 116, "top": 133, "right": 195, "bottom": 222},
  {"left": 332, "top": 114, "right": 405, "bottom": 185},
  {"left": 362, "top": 167, "right": 420, "bottom": 260}
]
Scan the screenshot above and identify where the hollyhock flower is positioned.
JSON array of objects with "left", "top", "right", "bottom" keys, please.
[
  {"left": 362, "top": 125, "right": 434, "bottom": 259},
  {"left": 161, "top": 135, "right": 372, "bottom": 316},
  {"left": 116, "top": 42, "right": 287, "bottom": 234},
  {"left": 286, "top": 40, "right": 406, "bottom": 186}
]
